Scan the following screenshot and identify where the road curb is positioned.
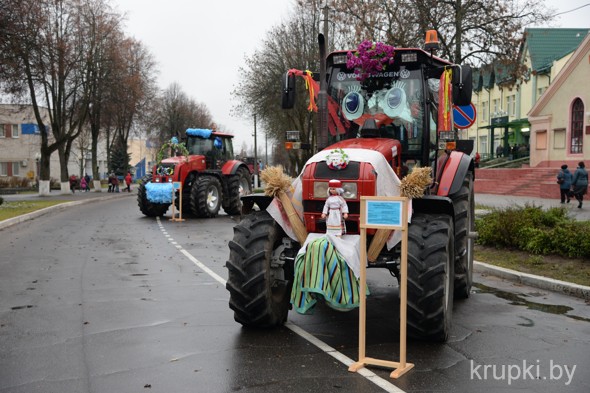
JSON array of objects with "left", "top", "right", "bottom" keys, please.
[
  {"left": 0, "top": 193, "right": 134, "bottom": 231},
  {"left": 475, "top": 260, "right": 590, "bottom": 300}
]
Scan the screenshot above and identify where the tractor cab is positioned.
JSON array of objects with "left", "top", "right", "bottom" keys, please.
[{"left": 184, "top": 128, "right": 235, "bottom": 170}]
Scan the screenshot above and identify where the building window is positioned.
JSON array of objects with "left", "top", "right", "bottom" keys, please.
[
  {"left": 12, "top": 124, "right": 19, "bottom": 138},
  {"left": 571, "top": 98, "right": 584, "bottom": 154},
  {"left": 481, "top": 102, "right": 488, "bottom": 121},
  {"left": 537, "top": 130, "right": 547, "bottom": 150},
  {"left": 506, "top": 95, "right": 516, "bottom": 117},
  {"left": 12, "top": 162, "right": 20, "bottom": 176},
  {"left": 0, "top": 125, "right": 5, "bottom": 138},
  {"left": 480, "top": 135, "right": 488, "bottom": 156},
  {"left": 0, "top": 162, "right": 7, "bottom": 176},
  {"left": 493, "top": 99, "right": 500, "bottom": 113}
]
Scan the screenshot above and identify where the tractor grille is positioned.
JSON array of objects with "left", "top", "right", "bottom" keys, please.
[{"left": 314, "top": 161, "right": 360, "bottom": 179}]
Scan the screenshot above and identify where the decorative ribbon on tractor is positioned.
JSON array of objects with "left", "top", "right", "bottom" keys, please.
[{"left": 438, "top": 68, "right": 453, "bottom": 132}]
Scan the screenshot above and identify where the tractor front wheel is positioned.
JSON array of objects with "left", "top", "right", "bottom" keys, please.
[
  {"left": 137, "top": 175, "right": 170, "bottom": 217},
  {"left": 407, "top": 213, "right": 455, "bottom": 342},
  {"left": 226, "top": 211, "right": 292, "bottom": 327}
]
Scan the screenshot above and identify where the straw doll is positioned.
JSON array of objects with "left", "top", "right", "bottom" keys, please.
[{"left": 321, "top": 179, "right": 349, "bottom": 236}]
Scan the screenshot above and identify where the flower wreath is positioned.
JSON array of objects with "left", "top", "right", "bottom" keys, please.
[
  {"left": 156, "top": 136, "right": 190, "bottom": 165},
  {"left": 346, "top": 41, "right": 396, "bottom": 82},
  {"left": 326, "top": 148, "right": 349, "bottom": 170}
]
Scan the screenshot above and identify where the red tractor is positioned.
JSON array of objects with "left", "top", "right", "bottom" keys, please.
[
  {"left": 137, "top": 129, "right": 252, "bottom": 218},
  {"left": 226, "top": 33, "right": 475, "bottom": 341}
]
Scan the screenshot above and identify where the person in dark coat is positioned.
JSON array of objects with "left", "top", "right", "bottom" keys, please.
[
  {"left": 69, "top": 175, "right": 78, "bottom": 194},
  {"left": 556, "top": 164, "right": 573, "bottom": 204},
  {"left": 571, "top": 161, "right": 589, "bottom": 209}
]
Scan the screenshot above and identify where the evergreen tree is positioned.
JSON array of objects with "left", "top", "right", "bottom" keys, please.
[{"left": 109, "top": 137, "right": 130, "bottom": 177}]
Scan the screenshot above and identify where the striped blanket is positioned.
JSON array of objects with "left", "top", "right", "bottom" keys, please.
[{"left": 290, "top": 237, "right": 362, "bottom": 314}]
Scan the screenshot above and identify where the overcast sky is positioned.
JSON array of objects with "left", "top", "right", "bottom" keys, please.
[{"left": 114, "top": 0, "right": 590, "bottom": 153}]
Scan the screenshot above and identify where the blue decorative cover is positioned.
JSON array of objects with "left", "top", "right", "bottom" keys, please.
[
  {"left": 145, "top": 182, "right": 174, "bottom": 204},
  {"left": 186, "top": 128, "right": 212, "bottom": 138}
]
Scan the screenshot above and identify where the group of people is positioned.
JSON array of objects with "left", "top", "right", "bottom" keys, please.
[
  {"left": 557, "top": 161, "right": 588, "bottom": 208},
  {"left": 68, "top": 173, "right": 91, "bottom": 194},
  {"left": 107, "top": 172, "right": 133, "bottom": 193}
]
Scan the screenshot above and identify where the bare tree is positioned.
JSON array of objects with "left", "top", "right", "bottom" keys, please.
[
  {"left": 0, "top": 0, "right": 92, "bottom": 192},
  {"left": 331, "top": 0, "right": 555, "bottom": 66},
  {"left": 105, "top": 37, "right": 158, "bottom": 172},
  {"left": 78, "top": 0, "right": 124, "bottom": 186},
  {"left": 233, "top": 1, "right": 323, "bottom": 175},
  {"left": 146, "top": 82, "right": 214, "bottom": 150}
]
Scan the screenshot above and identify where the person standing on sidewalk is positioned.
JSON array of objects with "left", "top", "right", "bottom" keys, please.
[
  {"left": 80, "top": 176, "right": 87, "bottom": 193},
  {"left": 571, "top": 161, "right": 588, "bottom": 208},
  {"left": 557, "top": 164, "right": 573, "bottom": 203},
  {"left": 124, "top": 172, "right": 133, "bottom": 192},
  {"left": 69, "top": 174, "right": 78, "bottom": 194}
]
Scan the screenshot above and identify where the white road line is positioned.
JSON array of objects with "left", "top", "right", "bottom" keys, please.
[{"left": 156, "top": 217, "right": 407, "bottom": 393}]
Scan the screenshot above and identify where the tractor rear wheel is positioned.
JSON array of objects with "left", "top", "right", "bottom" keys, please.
[
  {"left": 191, "top": 176, "right": 221, "bottom": 218},
  {"left": 224, "top": 167, "right": 253, "bottom": 216},
  {"left": 137, "top": 175, "right": 170, "bottom": 217},
  {"left": 226, "top": 211, "right": 292, "bottom": 327},
  {"left": 451, "top": 172, "right": 475, "bottom": 299},
  {"left": 407, "top": 213, "right": 454, "bottom": 342}
]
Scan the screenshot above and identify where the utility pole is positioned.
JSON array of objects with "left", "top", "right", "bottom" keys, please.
[
  {"left": 253, "top": 113, "right": 258, "bottom": 187},
  {"left": 322, "top": 1, "right": 329, "bottom": 54}
]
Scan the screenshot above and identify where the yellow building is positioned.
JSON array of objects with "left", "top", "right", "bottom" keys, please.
[
  {"left": 466, "top": 28, "right": 589, "bottom": 164},
  {"left": 529, "top": 32, "right": 590, "bottom": 167}
]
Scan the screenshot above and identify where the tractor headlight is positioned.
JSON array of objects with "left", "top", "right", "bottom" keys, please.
[
  {"left": 313, "top": 181, "right": 357, "bottom": 199},
  {"left": 341, "top": 182, "right": 358, "bottom": 199},
  {"left": 313, "top": 181, "right": 329, "bottom": 198}
]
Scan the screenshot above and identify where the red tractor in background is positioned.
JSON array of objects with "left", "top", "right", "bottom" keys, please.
[
  {"left": 137, "top": 128, "right": 252, "bottom": 218},
  {"left": 226, "top": 32, "right": 476, "bottom": 342}
]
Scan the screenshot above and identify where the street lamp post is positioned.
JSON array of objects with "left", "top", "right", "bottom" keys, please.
[{"left": 34, "top": 152, "right": 41, "bottom": 191}]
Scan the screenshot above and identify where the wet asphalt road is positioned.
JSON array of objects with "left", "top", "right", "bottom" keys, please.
[{"left": 0, "top": 196, "right": 589, "bottom": 393}]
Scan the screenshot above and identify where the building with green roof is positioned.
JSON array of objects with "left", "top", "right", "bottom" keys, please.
[{"left": 466, "top": 28, "right": 589, "bottom": 160}]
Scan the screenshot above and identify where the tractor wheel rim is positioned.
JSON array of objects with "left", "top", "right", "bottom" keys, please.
[{"left": 207, "top": 187, "right": 219, "bottom": 209}]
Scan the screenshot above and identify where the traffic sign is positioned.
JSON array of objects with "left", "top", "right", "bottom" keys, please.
[{"left": 453, "top": 103, "right": 476, "bottom": 129}]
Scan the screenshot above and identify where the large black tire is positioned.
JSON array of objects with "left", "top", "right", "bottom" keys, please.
[
  {"left": 224, "top": 167, "right": 253, "bottom": 216},
  {"left": 226, "top": 211, "right": 292, "bottom": 327},
  {"left": 237, "top": 167, "right": 253, "bottom": 196},
  {"left": 190, "top": 176, "right": 222, "bottom": 218},
  {"left": 137, "top": 175, "right": 170, "bottom": 217},
  {"left": 407, "top": 213, "right": 454, "bottom": 342},
  {"left": 451, "top": 172, "right": 475, "bottom": 299}
]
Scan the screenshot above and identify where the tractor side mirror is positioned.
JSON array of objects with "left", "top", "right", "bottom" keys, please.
[
  {"left": 452, "top": 65, "right": 473, "bottom": 106},
  {"left": 281, "top": 72, "right": 296, "bottom": 109}
]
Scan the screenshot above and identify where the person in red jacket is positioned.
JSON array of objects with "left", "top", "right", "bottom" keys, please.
[{"left": 124, "top": 172, "right": 133, "bottom": 192}]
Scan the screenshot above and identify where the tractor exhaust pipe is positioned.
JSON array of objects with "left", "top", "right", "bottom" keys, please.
[{"left": 317, "top": 33, "right": 328, "bottom": 151}]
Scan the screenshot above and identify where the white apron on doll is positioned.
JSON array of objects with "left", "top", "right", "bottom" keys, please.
[{"left": 321, "top": 179, "right": 349, "bottom": 236}]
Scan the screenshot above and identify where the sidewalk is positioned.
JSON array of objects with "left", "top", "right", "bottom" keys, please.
[
  {"left": 1, "top": 187, "right": 135, "bottom": 203},
  {"left": 475, "top": 193, "right": 590, "bottom": 221},
  {"left": 0, "top": 188, "right": 135, "bottom": 230}
]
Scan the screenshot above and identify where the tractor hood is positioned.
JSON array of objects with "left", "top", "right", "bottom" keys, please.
[
  {"left": 324, "top": 138, "right": 400, "bottom": 163},
  {"left": 161, "top": 155, "right": 203, "bottom": 165}
]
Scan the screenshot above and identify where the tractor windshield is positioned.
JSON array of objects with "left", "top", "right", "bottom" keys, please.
[
  {"left": 187, "top": 137, "right": 214, "bottom": 155},
  {"left": 327, "top": 66, "right": 439, "bottom": 161}
]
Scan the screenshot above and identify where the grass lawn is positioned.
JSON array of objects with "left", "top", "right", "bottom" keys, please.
[
  {"left": 475, "top": 245, "right": 590, "bottom": 287},
  {"left": 0, "top": 200, "right": 69, "bottom": 221}
]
